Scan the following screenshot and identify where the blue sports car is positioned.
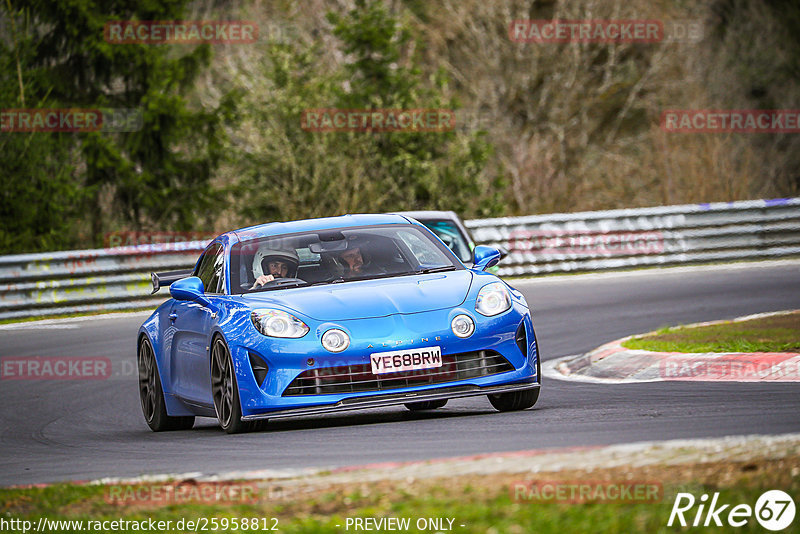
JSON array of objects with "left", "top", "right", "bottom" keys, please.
[{"left": 138, "top": 214, "right": 540, "bottom": 433}]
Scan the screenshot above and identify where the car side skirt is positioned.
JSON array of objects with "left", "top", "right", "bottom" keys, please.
[{"left": 240, "top": 381, "right": 539, "bottom": 421}]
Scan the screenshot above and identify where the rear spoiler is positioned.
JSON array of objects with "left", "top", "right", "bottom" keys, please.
[{"left": 151, "top": 269, "right": 194, "bottom": 294}]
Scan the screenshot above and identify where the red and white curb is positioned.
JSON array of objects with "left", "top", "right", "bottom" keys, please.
[{"left": 544, "top": 311, "right": 800, "bottom": 384}]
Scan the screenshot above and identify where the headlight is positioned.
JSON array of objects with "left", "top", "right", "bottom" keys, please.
[
  {"left": 251, "top": 309, "right": 309, "bottom": 338},
  {"left": 321, "top": 329, "right": 350, "bottom": 352},
  {"left": 451, "top": 314, "right": 475, "bottom": 338},
  {"left": 475, "top": 282, "right": 512, "bottom": 316}
]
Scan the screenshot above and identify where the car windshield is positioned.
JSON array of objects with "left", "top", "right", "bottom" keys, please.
[
  {"left": 230, "top": 225, "right": 460, "bottom": 294},
  {"left": 419, "top": 220, "right": 473, "bottom": 263}
]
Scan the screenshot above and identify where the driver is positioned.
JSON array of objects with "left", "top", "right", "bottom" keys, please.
[{"left": 252, "top": 247, "right": 299, "bottom": 288}]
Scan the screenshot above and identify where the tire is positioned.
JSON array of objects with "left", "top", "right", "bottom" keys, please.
[
  {"left": 488, "top": 387, "right": 539, "bottom": 412},
  {"left": 533, "top": 330, "right": 542, "bottom": 385},
  {"left": 210, "top": 336, "right": 263, "bottom": 434},
  {"left": 404, "top": 399, "right": 448, "bottom": 411},
  {"left": 138, "top": 337, "right": 195, "bottom": 431}
]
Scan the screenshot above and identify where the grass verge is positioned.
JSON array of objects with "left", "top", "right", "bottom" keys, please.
[
  {"left": 622, "top": 311, "right": 800, "bottom": 353},
  {"left": 1, "top": 457, "right": 798, "bottom": 533}
]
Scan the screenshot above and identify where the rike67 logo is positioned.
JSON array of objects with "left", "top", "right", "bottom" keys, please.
[{"left": 668, "top": 490, "right": 796, "bottom": 531}]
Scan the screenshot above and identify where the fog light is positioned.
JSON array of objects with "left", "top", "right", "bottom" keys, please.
[
  {"left": 321, "top": 329, "right": 350, "bottom": 352},
  {"left": 451, "top": 314, "right": 475, "bottom": 338}
]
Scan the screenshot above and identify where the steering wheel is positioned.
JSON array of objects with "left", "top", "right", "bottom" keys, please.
[{"left": 250, "top": 277, "right": 306, "bottom": 291}]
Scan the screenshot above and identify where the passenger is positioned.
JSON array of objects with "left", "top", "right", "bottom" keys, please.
[{"left": 337, "top": 241, "right": 385, "bottom": 278}]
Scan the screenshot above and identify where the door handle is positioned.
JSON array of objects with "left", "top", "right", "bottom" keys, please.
[{"left": 169, "top": 312, "right": 178, "bottom": 321}]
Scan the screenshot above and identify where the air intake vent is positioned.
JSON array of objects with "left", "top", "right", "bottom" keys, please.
[
  {"left": 515, "top": 321, "right": 527, "bottom": 357},
  {"left": 248, "top": 352, "right": 269, "bottom": 387},
  {"left": 282, "top": 350, "right": 514, "bottom": 397}
]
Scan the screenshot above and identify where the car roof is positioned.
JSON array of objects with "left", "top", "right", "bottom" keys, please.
[{"left": 227, "top": 213, "right": 417, "bottom": 243}]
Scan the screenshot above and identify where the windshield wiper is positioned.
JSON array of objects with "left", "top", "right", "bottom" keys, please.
[
  {"left": 416, "top": 265, "right": 457, "bottom": 274},
  {"left": 307, "top": 268, "right": 456, "bottom": 287},
  {"left": 308, "top": 277, "right": 346, "bottom": 286}
]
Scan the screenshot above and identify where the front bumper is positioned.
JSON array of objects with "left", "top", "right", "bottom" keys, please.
[
  {"left": 241, "top": 381, "right": 539, "bottom": 421},
  {"left": 230, "top": 302, "right": 538, "bottom": 418}
]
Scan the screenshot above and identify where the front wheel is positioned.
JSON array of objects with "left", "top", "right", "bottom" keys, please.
[
  {"left": 488, "top": 387, "right": 539, "bottom": 412},
  {"left": 138, "top": 337, "right": 195, "bottom": 431},
  {"left": 211, "top": 336, "right": 263, "bottom": 434}
]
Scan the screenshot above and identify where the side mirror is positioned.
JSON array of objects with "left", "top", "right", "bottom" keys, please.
[
  {"left": 496, "top": 245, "right": 509, "bottom": 261},
  {"left": 170, "top": 276, "right": 212, "bottom": 307},
  {"left": 472, "top": 245, "right": 501, "bottom": 271}
]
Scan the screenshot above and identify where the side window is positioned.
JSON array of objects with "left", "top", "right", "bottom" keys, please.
[
  {"left": 195, "top": 243, "right": 225, "bottom": 294},
  {"left": 397, "top": 230, "right": 450, "bottom": 266},
  {"left": 425, "top": 221, "right": 472, "bottom": 263}
]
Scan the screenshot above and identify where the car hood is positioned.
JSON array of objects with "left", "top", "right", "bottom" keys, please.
[{"left": 239, "top": 270, "right": 474, "bottom": 321}]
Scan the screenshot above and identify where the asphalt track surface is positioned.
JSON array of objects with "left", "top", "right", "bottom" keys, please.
[{"left": 1, "top": 261, "right": 799, "bottom": 486}]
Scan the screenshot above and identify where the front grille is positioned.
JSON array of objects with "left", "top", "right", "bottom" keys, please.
[{"left": 282, "top": 350, "right": 514, "bottom": 396}]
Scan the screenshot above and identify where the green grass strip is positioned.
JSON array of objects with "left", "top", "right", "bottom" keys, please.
[{"left": 623, "top": 311, "right": 800, "bottom": 353}]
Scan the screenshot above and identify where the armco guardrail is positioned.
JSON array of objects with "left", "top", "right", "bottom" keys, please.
[
  {"left": 0, "top": 198, "right": 799, "bottom": 320},
  {"left": 465, "top": 197, "right": 800, "bottom": 277},
  {"left": 0, "top": 241, "right": 209, "bottom": 320}
]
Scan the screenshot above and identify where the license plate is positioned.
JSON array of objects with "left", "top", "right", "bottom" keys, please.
[{"left": 369, "top": 346, "right": 443, "bottom": 375}]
